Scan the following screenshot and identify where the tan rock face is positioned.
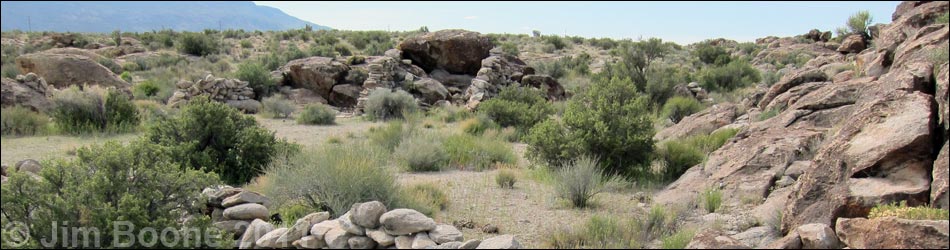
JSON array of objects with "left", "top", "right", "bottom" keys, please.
[
  {"left": 280, "top": 56, "right": 350, "bottom": 99},
  {"left": 1, "top": 73, "right": 52, "bottom": 112},
  {"left": 933, "top": 142, "right": 949, "bottom": 209},
  {"left": 835, "top": 217, "right": 949, "bottom": 249},
  {"left": 836, "top": 34, "right": 867, "bottom": 54},
  {"left": 398, "top": 29, "right": 493, "bottom": 75},
  {"left": 15, "top": 50, "right": 129, "bottom": 90}
]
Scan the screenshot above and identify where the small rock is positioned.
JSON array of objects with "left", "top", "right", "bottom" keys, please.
[
  {"left": 412, "top": 232, "right": 437, "bottom": 249},
  {"left": 436, "top": 241, "right": 463, "bottom": 249},
  {"left": 292, "top": 235, "right": 326, "bottom": 249},
  {"left": 222, "top": 190, "right": 270, "bottom": 208},
  {"left": 201, "top": 186, "right": 241, "bottom": 207},
  {"left": 395, "top": 236, "right": 414, "bottom": 249},
  {"left": 476, "top": 235, "right": 521, "bottom": 249},
  {"left": 797, "top": 223, "right": 840, "bottom": 249},
  {"left": 325, "top": 228, "right": 352, "bottom": 249},
  {"left": 429, "top": 224, "right": 464, "bottom": 244},
  {"left": 239, "top": 219, "right": 274, "bottom": 249},
  {"left": 340, "top": 212, "right": 367, "bottom": 235},
  {"left": 380, "top": 209, "right": 437, "bottom": 236},
  {"left": 367, "top": 229, "right": 396, "bottom": 247},
  {"left": 459, "top": 240, "right": 481, "bottom": 249},
  {"left": 349, "top": 236, "right": 377, "bottom": 249},
  {"left": 255, "top": 228, "right": 289, "bottom": 249},
  {"left": 481, "top": 224, "right": 499, "bottom": 234},
  {"left": 15, "top": 159, "right": 42, "bottom": 174},
  {"left": 764, "top": 232, "right": 802, "bottom": 249},
  {"left": 350, "top": 201, "right": 387, "bottom": 229},
  {"left": 223, "top": 203, "right": 269, "bottom": 221},
  {"left": 310, "top": 219, "right": 340, "bottom": 241}
]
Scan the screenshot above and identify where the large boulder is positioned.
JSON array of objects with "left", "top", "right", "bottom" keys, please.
[
  {"left": 408, "top": 78, "right": 449, "bottom": 104},
  {"left": 238, "top": 219, "right": 274, "bottom": 249},
  {"left": 223, "top": 203, "right": 269, "bottom": 221},
  {"left": 366, "top": 229, "right": 395, "bottom": 247},
  {"left": 429, "top": 224, "right": 464, "bottom": 244},
  {"left": 411, "top": 232, "right": 437, "bottom": 249},
  {"left": 520, "top": 75, "right": 567, "bottom": 101},
  {"left": 349, "top": 236, "right": 377, "bottom": 249},
  {"left": 15, "top": 50, "right": 129, "bottom": 90},
  {"left": 330, "top": 83, "right": 362, "bottom": 107},
  {"left": 836, "top": 34, "right": 867, "bottom": 54},
  {"left": 379, "top": 209, "right": 437, "bottom": 236},
  {"left": 476, "top": 235, "right": 522, "bottom": 249},
  {"left": 255, "top": 228, "right": 290, "bottom": 249},
  {"left": 276, "top": 212, "right": 330, "bottom": 247},
  {"left": 292, "top": 236, "right": 326, "bottom": 249},
  {"left": 1, "top": 73, "right": 53, "bottom": 112},
  {"left": 398, "top": 29, "right": 493, "bottom": 75},
  {"left": 309, "top": 219, "right": 339, "bottom": 241},
  {"left": 796, "top": 223, "right": 840, "bottom": 249},
  {"left": 324, "top": 228, "right": 352, "bottom": 249},
  {"left": 15, "top": 159, "right": 43, "bottom": 174},
  {"left": 349, "top": 201, "right": 387, "bottom": 229},
  {"left": 279, "top": 57, "right": 350, "bottom": 99},
  {"left": 222, "top": 190, "right": 270, "bottom": 208},
  {"left": 933, "top": 142, "right": 949, "bottom": 209},
  {"left": 654, "top": 103, "right": 738, "bottom": 141},
  {"left": 835, "top": 217, "right": 949, "bottom": 249}
]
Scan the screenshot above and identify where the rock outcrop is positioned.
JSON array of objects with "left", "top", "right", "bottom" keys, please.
[
  {"left": 398, "top": 29, "right": 494, "bottom": 75},
  {"left": 15, "top": 49, "right": 130, "bottom": 90},
  {"left": 1, "top": 73, "right": 53, "bottom": 112},
  {"left": 167, "top": 75, "right": 260, "bottom": 113},
  {"left": 835, "top": 217, "right": 949, "bottom": 249}
]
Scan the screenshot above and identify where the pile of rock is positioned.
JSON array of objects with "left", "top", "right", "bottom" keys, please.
[
  {"left": 1, "top": 159, "right": 44, "bottom": 184},
  {"left": 230, "top": 200, "right": 522, "bottom": 249},
  {"left": 1, "top": 73, "right": 53, "bottom": 112},
  {"left": 202, "top": 186, "right": 273, "bottom": 239},
  {"left": 673, "top": 82, "right": 710, "bottom": 102},
  {"left": 167, "top": 74, "right": 261, "bottom": 113},
  {"left": 801, "top": 29, "right": 833, "bottom": 43}
]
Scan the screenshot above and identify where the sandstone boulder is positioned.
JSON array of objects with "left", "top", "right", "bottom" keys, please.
[
  {"left": 350, "top": 201, "right": 387, "bottom": 229},
  {"left": 255, "top": 228, "right": 290, "bottom": 249},
  {"left": 222, "top": 190, "right": 270, "bottom": 208},
  {"left": 223, "top": 203, "right": 269, "bottom": 221},
  {"left": 409, "top": 78, "right": 449, "bottom": 104},
  {"left": 933, "top": 142, "right": 949, "bottom": 209},
  {"left": 429, "top": 224, "right": 464, "bottom": 244},
  {"left": 796, "top": 223, "right": 840, "bottom": 249},
  {"left": 411, "top": 232, "right": 437, "bottom": 249},
  {"left": 15, "top": 159, "right": 42, "bottom": 174},
  {"left": 380, "top": 209, "right": 437, "bottom": 236},
  {"left": 238, "top": 219, "right": 274, "bottom": 249},
  {"left": 340, "top": 212, "right": 366, "bottom": 236},
  {"left": 310, "top": 219, "right": 339, "bottom": 241},
  {"left": 476, "top": 235, "right": 521, "bottom": 249},
  {"left": 15, "top": 51, "right": 129, "bottom": 90},
  {"left": 835, "top": 217, "right": 949, "bottom": 249},
  {"left": 1, "top": 74, "right": 52, "bottom": 112},
  {"left": 330, "top": 83, "right": 362, "bottom": 107},
  {"left": 280, "top": 57, "right": 350, "bottom": 99},
  {"left": 276, "top": 212, "right": 330, "bottom": 247},
  {"left": 349, "top": 236, "right": 377, "bottom": 249},
  {"left": 836, "top": 34, "right": 867, "bottom": 54},
  {"left": 460, "top": 239, "right": 481, "bottom": 249},
  {"left": 324, "top": 228, "right": 352, "bottom": 249},
  {"left": 366, "top": 229, "right": 395, "bottom": 247},
  {"left": 398, "top": 29, "right": 493, "bottom": 75},
  {"left": 292, "top": 236, "right": 326, "bottom": 249},
  {"left": 520, "top": 75, "right": 567, "bottom": 101},
  {"left": 395, "top": 235, "right": 413, "bottom": 249}
]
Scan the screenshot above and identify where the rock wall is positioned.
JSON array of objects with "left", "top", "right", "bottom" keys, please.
[
  {"left": 167, "top": 74, "right": 261, "bottom": 113},
  {"left": 202, "top": 186, "right": 522, "bottom": 249}
]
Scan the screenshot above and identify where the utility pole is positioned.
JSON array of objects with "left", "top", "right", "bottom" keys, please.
[{"left": 27, "top": 16, "right": 32, "bottom": 32}]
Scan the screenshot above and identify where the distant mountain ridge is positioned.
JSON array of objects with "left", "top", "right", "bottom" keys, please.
[{"left": 0, "top": 1, "right": 329, "bottom": 33}]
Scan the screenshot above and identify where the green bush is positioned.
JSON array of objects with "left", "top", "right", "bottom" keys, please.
[
  {"left": 645, "top": 63, "right": 691, "bottom": 106},
  {"left": 460, "top": 115, "right": 498, "bottom": 136},
  {"left": 120, "top": 71, "right": 132, "bottom": 82},
  {"left": 544, "top": 35, "right": 568, "bottom": 50},
  {"left": 50, "top": 87, "right": 104, "bottom": 134},
  {"left": 698, "top": 59, "right": 761, "bottom": 91},
  {"left": 555, "top": 156, "right": 625, "bottom": 208},
  {"left": 397, "top": 183, "right": 449, "bottom": 217},
  {"left": 368, "top": 121, "right": 412, "bottom": 152},
  {"left": 693, "top": 43, "right": 731, "bottom": 66},
  {"left": 178, "top": 32, "right": 219, "bottom": 56},
  {"left": 443, "top": 133, "right": 517, "bottom": 171},
  {"left": 938, "top": 12, "right": 949, "bottom": 24},
  {"left": 430, "top": 104, "right": 472, "bottom": 123},
  {"left": 655, "top": 140, "right": 705, "bottom": 182},
  {"left": 144, "top": 96, "right": 284, "bottom": 186},
  {"left": 262, "top": 95, "right": 295, "bottom": 119},
  {"left": 103, "top": 90, "right": 140, "bottom": 130},
  {"left": 546, "top": 215, "right": 641, "bottom": 249},
  {"left": 868, "top": 201, "right": 949, "bottom": 220},
  {"left": 496, "top": 169, "right": 517, "bottom": 189},
  {"left": 1, "top": 106, "right": 49, "bottom": 136},
  {"left": 661, "top": 96, "right": 704, "bottom": 124},
  {"left": 234, "top": 62, "right": 276, "bottom": 98},
  {"left": 132, "top": 81, "right": 161, "bottom": 99},
  {"left": 364, "top": 88, "right": 419, "bottom": 121},
  {"left": 0, "top": 141, "right": 223, "bottom": 248},
  {"left": 335, "top": 44, "right": 353, "bottom": 57},
  {"left": 528, "top": 77, "right": 655, "bottom": 178},
  {"left": 478, "top": 85, "right": 553, "bottom": 136},
  {"left": 702, "top": 188, "right": 723, "bottom": 213},
  {"left": 261, "top": 142, "right": 399, "bottom": 216},
  {"left": 661, "top": 229, "right": 696, "bottom": 249},
  {"left": 346, "top": 55, "right": 366, "bottom": 65},
  {"left": 837, "top": 10, "right": 873, "bottom": 38},
  {"left": 395, "top": 132, "right": 448, "bottom": 172},
  {"left": 501, "top": 42, "right": 519, "bottom": 57},
  {"left": 240, "top": 40, "right": 253, "bottom": 48},
  {"left": 297, "top": 103, "right": 336, "bottom": 125}
]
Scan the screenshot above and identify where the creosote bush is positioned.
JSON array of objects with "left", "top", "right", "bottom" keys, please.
[
  {"left": 50, "top": 87, "right": 139, "bottom": 134},
  {"left": 478, "top": 85, "right": 553, "bottom": 137},
  {"left": 297, "top": 103, "right": 336, "bottom": 125},
  {"left": 0, "top": 141, "right": 223, "bottom": 248},
  {"left": 460, "top": 114, "right": 498, "bottom": 136},
  {"left": 395, "top": 132, "right": 448, "bottom": 172},
  {"left": 144, "top": 96, "right": 284, "bottom": 186},
  {"left": 364, "top": 88, "right": 419, "bottom": 121},
  {"left": 178, "top": 32, "right": 219, "bottom": 56},
  {"left": 496, "top": 169, "right": 517, "bottom": 189},
  {"left": 397, "top": 183, "right": 450, "bottom": 217},
  {"left": 443, "top": 132, "right": 517, "bottom": 171},
  {"left": 234, "top": 62, "right": 276, "bottom": 98},
  {"left": 661, "top": 96, "right": 704, "bottom": 124}
]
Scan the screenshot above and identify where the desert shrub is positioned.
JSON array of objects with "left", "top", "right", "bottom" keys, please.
[
  {"left": 260, "top": 142, "right": 398, "bottom": 216},
  {"left": 443, "top": 133, "right": 517, "bottom": 171},
  {"left": 762, "top": 70, "right": 783, "bottom": 87},
  {"left": 529, "top": 77, "right": 655, "bottom": 178},
  {"left": 178, "top": 32, "right": 218, "bottom": 56},
  {"left": 103, "top": 90, "right": 140, "bottom": 131},
  {"left": 938, "top": 12, "right": 949, "bottom": 24},
  {"left": 868, "top": 201, "right": 949, "bottom": 220},
  {"left": 698, "top": 59, "right": 761, "bottom": 91},
  {"left": 275, "top": 201, "right": 314, "bottom": 226},
  {"left": 555, "top": 156, "right": 625, "bottom": 208},
  {"left": 546, "top": 215, "right": 642, "bottom": 249},
  {"left": 460, "top": 115, "right": 498, "bottom": 136},
  {"left": 134, "top": 99, "right": 171, "bottom": 125},
  {"left": 837, "top": 10, "right": 873, "bottom": 38},
  {"left": 132, "top": 80, "right": 161, "bottom": 99},
  {"left": 693, "top": 43, "right": 731, "bottom": 66},
  {"left": 660, "top": 229, "right": 696, "bottom": 249},
  {"left": 478, "top": 85, "right": 554, "bottom": 136},
  {"left": 702, "top": 188, "right": 723, "bottom": 213},
  {"left": 1, "top": 63, "right": 20, "bottom": 78},
  {"left": 394, "top": 132, "right": 448, "bottom": 172},
  {"left": 533, "top": 54, "right": 592, "bottom": 79},
  {"left": 368, "top": 121, "right": 412, "bottom": 152},
  {"left": 346, "top": 55, "right": 366, "bottom": 65},
  {"left": 645, "top": 63, "right": 691, "bottom": 106},
  {"left": 757, "top": 107, "right": 782, "bottom": 121},
  {"left": 335, "top": 44, "right": 353, "bottom": 57},
  {"left": 661, "top": 96, "right": 704, "bottom": 124},
  {"left": 234, "top": 62, "right": 276, "bottom": 98},
  {"left": 240, "top": 40, "right": 253, "bottom": 48},
  {"left": 144, "top": 97, "right": 284, "bottom": 185},
  {"left": 397, "top": 183, "right": 449, "bottom": 217},
  {"left": 430, "top": 104, "right": 472, "bottom": 123},
  {"left": 261, "top": 95, "right": 295, "bottom": 119},
  {"left": 496, "top": 169, "right": 517, "bottom": 189},
  {"left": 501, "top": 42, "right": 519, "bottom": 57},
  {"left": 120, "top": 71, "right": 133, "bottom": 82},
  {"left": 364, "top": 88, "right": 419, "bottom": 121},
  {"left": 655, "top": 140, "right": 705, "bottom": 182},
  {"left": 0, "top": 140, "right": 223, "bottom": 248},
  {"left": 49, "top": 87, "right": 109, "bottom": 134},
  {"left": 1, "top": 106, "right": 49, "bottom": 136},
  {"left": 544, "top": 35, "right": 568, "bottom": 50},
  {"left": 297, "top": 103, "right": 336, "bottom": 125}
]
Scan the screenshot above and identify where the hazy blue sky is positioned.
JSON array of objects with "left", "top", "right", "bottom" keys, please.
[{"left": 254, "top": 1, "right": 900, "bottom": 44}]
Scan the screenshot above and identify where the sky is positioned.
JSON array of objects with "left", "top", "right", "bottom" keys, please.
[{"left": 254, "top": 1, "right": 901, "bottom": 45}]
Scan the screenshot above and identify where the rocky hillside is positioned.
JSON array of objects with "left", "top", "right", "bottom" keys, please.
[
  {"left": 0, "top": 1, "right": 328, "bottom": 32},
  {"left": 655, "top": 1, "right": 948, "bottom": 248}
]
